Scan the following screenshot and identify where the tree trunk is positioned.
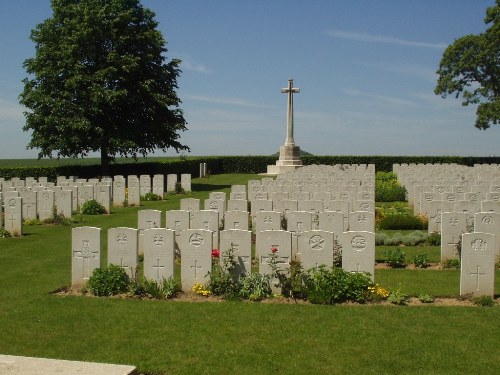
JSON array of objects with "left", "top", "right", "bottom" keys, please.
[{"left": 100, "top": 148, "right": 110, "bottom": 177}]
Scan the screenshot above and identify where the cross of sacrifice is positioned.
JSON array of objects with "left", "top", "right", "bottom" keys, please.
[{"left": 281, "top": 78, "right": 300, "bottom": 146}]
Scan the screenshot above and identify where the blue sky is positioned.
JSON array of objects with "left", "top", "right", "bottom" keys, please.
[{"left": 0, "top": 0, "right": 497, "bottom": 159}]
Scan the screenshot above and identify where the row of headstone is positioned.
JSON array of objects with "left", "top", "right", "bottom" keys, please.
[
  {"left": 0, "top": 174, "right": 192, "bottom": 224},
  {"left": 71, "top": 225, "right": 375, "bottom": 293},
  {"left": 393, "top": 164, "right": 497, "bottom": 297}
]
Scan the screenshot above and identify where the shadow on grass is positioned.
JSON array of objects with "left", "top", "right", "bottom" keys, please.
[{"left": 192, "top": 183, "right": 231, "bottom": 192}]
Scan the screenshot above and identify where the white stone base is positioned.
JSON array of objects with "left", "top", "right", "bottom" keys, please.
[{"left": 266, "top": 144, "right": 303, "bottom": 175}]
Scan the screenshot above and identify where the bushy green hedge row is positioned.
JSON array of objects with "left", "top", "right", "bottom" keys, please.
[{"left": 2, "top": 155, "right": 500, "bottom": 180}]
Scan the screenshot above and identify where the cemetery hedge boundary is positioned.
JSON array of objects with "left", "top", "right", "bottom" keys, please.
[{"left": 2, "top": 155, "right": 500, "bottom": 179}]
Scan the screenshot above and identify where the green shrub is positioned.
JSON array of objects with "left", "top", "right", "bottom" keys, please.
[
  {"left": 81, "top": 199, "right": 106, "bottom": 215},
  {"left": 142, "top": 192, "right": 162, "bottom": 201},
  {"left": 384, "top": 249, "right": 407, "bottom": 268},
  {"left": 304, "top": 266, "right": 373, "bottom": 305},
  {"left": 239, "top": 273, "right": 272, "bottom": 301},
  {"left": 375, "top": 172, "right": 406, "bottom": 202},
  {"left": 442, "top": 258, "right": 460, "bottom": 269},
  {"left": 388, "top": 289, "right": 410, "bottom": 305},
  {"left": 412, "top": 254, "right": 429, "bottom": 268},
  {"left": 472, "top": 295, "right": 496, "bottom": 307},
  {"left": 418, "top": 294, "right": 435, "bottom": 303},
  {"left": 426, "top": 231, "right": 441, "bottom": 246},
  {"left": 161, "top": 276, "right": 182, "bottom": 299},
  {"left": 87, "top": 265, "right": 130, "bottom": 296},
  {"left": 378, "top": 215, "right": 426, "bottom": 230},
  {"left": 43, "top": 208, "right": 71, "bottom": 226},
  {"left": 0, "top": 229, "right": 11, "bottom": 238}
]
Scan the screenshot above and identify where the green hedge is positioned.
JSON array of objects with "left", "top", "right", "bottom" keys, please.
[{"left": 2, "top": 155, "right": 500, "bottom": 180}]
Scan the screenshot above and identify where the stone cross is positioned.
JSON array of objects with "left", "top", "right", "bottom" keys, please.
[{"left": 281, "top": 78, "right": 300, "bottom": 146}]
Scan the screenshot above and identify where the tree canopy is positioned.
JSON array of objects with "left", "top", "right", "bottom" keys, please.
[
  {"left": 435, "top": 0, "right": 500, "bottom": 130},
  {"left": 20, "top": 0, "right": 189, "bottom": 174}
]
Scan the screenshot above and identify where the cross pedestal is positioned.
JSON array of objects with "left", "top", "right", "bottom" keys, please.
[{"left": 266, "top": 78, "right": 303, "bottom": 175}]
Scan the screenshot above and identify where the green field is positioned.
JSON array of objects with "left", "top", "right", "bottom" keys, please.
[{"left": 1, "top": 174, "right": 499, "bottom": 374}]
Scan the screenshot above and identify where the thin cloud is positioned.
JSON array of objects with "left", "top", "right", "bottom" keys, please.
[
  {"left": 344, "top": 89, "right": 418, "bottom": 107},
  {"left": 176, "top": 54, "right": 211, "bottom": 73},
  {"left": 0, "top": 98, "right": 24, "bottom": 121},
  {"left": 184, "top": 94, "right": 279, "bottom": 109},
  {"left": 356, "top": 62, "right": 438, "bottom": 82},
  {"left": 326, "top": 29, "right": 447, "bottom": 49}
]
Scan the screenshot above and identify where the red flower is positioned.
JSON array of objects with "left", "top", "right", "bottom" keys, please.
[
  {"left": 211, "top": 249, "right": 220, "bottom": 258},
  {"left": 271, "top": 247, "right": 278, "bottom": 253}
]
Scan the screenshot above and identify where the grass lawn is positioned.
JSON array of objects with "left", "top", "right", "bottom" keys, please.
[{"left": 1, "top": 174, "right": 500, "bottom": 374}]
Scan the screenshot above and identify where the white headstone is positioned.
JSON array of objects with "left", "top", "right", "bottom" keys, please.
[
  {"left": 5, "top": 197, "right": 23, "bottom": 235},
  {"left": 20, "top": 190, "right": 37, "bottom": 220},
  {"left": 112, "top": 177, "right": 126, "bottom": 207},
  {"left": 95, "top": 184, "right": 111, "bottom": 213},
  {"left": 181, "top": 174, "right": 191, "bottom": 192},
  {"left": 190, "top": 209, "right": 219, "bottom": 247},
  {"left": 127, "top": 176, "right": 140, "bottom": 206},
  {"left": 152, "top": 175, "right": 164, "bottom": 198},
  {"left": 166, "top": 174, "right": 177, "bottom": 193},
  {"left": 460, "top": 232, "right": 495, "bottom": 297},
  {"left": 300, "top": 230, "right": 335, "bottom": 271},
  {"left": 165, "top": 210, "right": 190, "bottom": 248},
  {"left": 179, "top": 229, "right": 213, "bottom": 291},
  {"left": 341, "top": 231, "right": 375, "bottom": 281},
  {"left": 55, "top": 189, "right": 73, "bottom": 218},
  {"left": 71, "top": 226, "right": 101, "bottom": 286},
  {"left": 139, "top": 175, "right": 151, "bottom": 196},
  {"left": 257, "top": 230, "right": 292, "bottom": 293},
  {"left": 219, "top": 229, "right": 252, "bottom": 277},
  {"left": 108, "top": 227, "right": 139, "bottom": 278},
  {"left": 224, "top": 210, "right": 249, "bottom": 230},
  {"left": 38, "top": 190, "right": 55, "bottom": 221},
  {"left": 441, "top": 212, "right": 467, "bottom": 261},
  {"left": 180, "top": 198, "right": 200, "bottom": 212},
  {"left": 143, "top": 228, "right": 175, "bottom": 283}
]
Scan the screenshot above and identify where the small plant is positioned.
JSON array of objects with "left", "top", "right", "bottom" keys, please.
[
  {"left": 367, "top": 284, "right": 390, "bottom": 303},
  {"left": 43, "top": 208, "right": 71, "bottom": 226},
  {"left": 442, "top": 258, "right": 460, "bottom": 269},
  {"left": 418, "top": 294, "right": 435, "bottom": 303},
  {"left": 161, "top": 276, "right": 182, "bottom": 299},
  {"left": 472, "top": 295, "right": 496, "bottom": 307},
  {"left": 332, "top": 239, "right": 342, "bottom": 267},
  {"left": 426, "top": 231, "right": 441, "bottom": 246},
  {"left": 239, "top": 273, "right": 272, "bottom": 301},
  {"left": 142, "top": 192, "right": 162, "bottom": 201},
  {"left": 0, "top": 229, "right": 11, "bottom": 238},
  {"left": 24, "top": 218, "right": 42, "bottom": 226},
  {"left": 304, "top": 266, "right": 373, "bottom": 305},
  {"left": 192, "top": 282, "right": 211, "bottom": 297},
  {"left": 384, "top": 249, "right": 407, "bottom": 268},
  {"left": 81, "top": 199, "right": 106, "bottom": 215},
  {"left": 206, "top": 247, "right": 241, "bottom": 298},
  {"left": 87, "top": 264, "right": 130, "bottom": 296},
  {"left": 266, "top": 247, "right": 304, "bottom": 297},
  {"left": 175, "top": 182, "right": 185, "bottom": 194},
  {"left": 412, "top": 253, "right": 429, "bottom": 268},
  {"left": 387, "top": 289, "right": 409, "bottom": 305}
]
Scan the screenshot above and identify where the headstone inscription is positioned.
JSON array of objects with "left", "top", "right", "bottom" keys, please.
[
  {"left": 460, "top": 232, "right": 495, "bottom": 297},
  {"left": 180, "top": 229, "right": 213, "bottom": 291},
  {"left": 143, "top": 228, "right": 175, "bottom": 283},
  {"left": 341, "top": 231, "right": 375, "bottom": 281},
  {"left": 55, "top": 190, "right": 73, "bottom": 218},
  {"left": 71, "top": 226, "right": 101, "bottom": 286},
  {"left": 4, "top": 197, "right": 22, "bottom": 236},
  {"left": 257, "top": 230, "right": 292, "bottom": 292},
  {"left": 299, "top": 230, "right": 335, "bottom": 271},
  {"left": 219, "top": 229, "right": 252, "bottom": 278},
  {"left": 440, "top": 212, "right": 467, "bottom": 261},
  {"left": 108, "top": 227, "right": 138, "bottom": 278},
  {"left": 20, "top": 190, "right": 37, "bottom": 220},
  {"left": 152, "top": 174, "right": 164, "bottom": 198},
  {"left": 37, "top": 190, "right": 55, "bottom": 221}
]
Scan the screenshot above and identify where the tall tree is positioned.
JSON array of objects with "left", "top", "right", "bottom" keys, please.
[
  {"left": 20, "top": 0, "right": 189, "bottom": 175},
  {"left": 435, "top": 0, "right": 500, "bottom": 130}
]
